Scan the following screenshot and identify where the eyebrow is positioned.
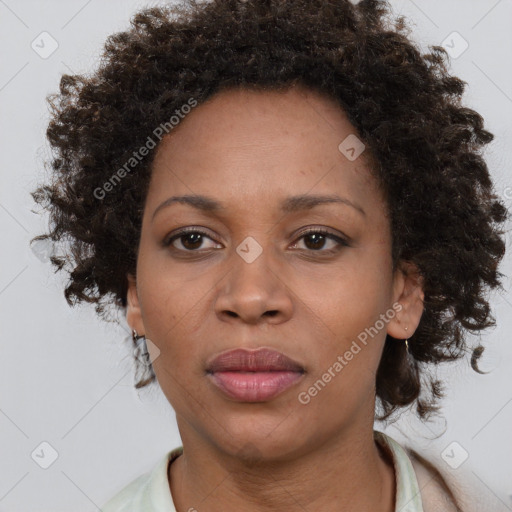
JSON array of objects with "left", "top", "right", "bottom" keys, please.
[{"left": 152, "top": 193, "right": 366, "bottom": 220}]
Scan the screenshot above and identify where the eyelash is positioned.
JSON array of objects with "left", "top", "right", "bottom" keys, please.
[{"left": 163, "top": 226, "right": 349, "bottom": 255}]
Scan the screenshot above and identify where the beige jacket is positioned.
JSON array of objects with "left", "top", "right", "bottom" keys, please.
[{"left": 408, "top": 448, "right": 509, "bottom": 512}]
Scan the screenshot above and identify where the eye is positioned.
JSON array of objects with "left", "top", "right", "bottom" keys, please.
[
  {"left": 290, "top": 228, "right": 348, "bottom": 253},
  {"left": 163, "top": 227, "right": 221, "bottom": 251},
  {"left": 163, "top": 226, "right": 349, "bottom": 254}
]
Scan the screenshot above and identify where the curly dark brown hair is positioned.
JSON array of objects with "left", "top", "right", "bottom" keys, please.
[{"left": 31, "top": 0, "right": 508, "bottom": 421}]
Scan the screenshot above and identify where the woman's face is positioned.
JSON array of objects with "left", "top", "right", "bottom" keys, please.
[{"left": 127, "top": 85, "right": 423, "bottom": 460}]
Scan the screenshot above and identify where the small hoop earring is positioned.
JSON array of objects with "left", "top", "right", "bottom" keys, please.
[
  {"left": 132, "top": 329, "right": 145, "bottom": 345},
  {"left": 130, "top": 329, "right": 156, "bottom": 387}
]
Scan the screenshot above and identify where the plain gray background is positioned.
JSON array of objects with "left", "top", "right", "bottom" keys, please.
[{"left": 1, "top": 0, "right": 511, "bottom": 510}]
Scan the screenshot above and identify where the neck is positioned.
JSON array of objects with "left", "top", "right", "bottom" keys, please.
[{"left": 169, "top": 423, "right": 396, "bottom": 512}]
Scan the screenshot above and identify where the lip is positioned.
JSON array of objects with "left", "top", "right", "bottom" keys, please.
[{"left": 206, "top": 348, "right": 305, "bottom": 402}]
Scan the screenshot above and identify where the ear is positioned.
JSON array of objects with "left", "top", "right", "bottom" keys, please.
[
  {"left": 126, "top": 273, "right": 145, "bottom": 335},
  {"left": 386, "top": 260, "right": 425, "bottom": 340}
]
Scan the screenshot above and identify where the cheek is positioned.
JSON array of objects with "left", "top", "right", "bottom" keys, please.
[
  {"left": 299, "top": 257, "right": 391, "bottom": 333},
  {"left": 294, "top": 252, "right": 392, "bottom": 377},
  {"left": 136, "top": 273, "right": 204, "bottom": 383},
  {"left": 138, "top": 255, "right": 208, "bottom": 329},
  {"left": 140, "top": 279, "right": 208, "bottom": 409}
]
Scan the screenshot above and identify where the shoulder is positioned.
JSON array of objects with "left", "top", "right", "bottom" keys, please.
[
  {"left": 100, "top": 447, "right": 183, "bottom": 512},
  {"left": 406, "top": 448, "right": 461, "bottom": 512},
  {"left": 406, "top": 446, "right": 511, "bottom": 512},
  {"left": 375, "top": 431, "right": 461, "bottom": 512},
  {"left": 100, "top": 471, "right": 150, "bottom": 512}
]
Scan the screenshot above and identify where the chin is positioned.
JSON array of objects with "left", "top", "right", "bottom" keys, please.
[{"left": 211, "top": 418, "right": 311, "bottom": 463}]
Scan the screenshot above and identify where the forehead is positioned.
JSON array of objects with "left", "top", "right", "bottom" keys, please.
[{"left": 147, "top": 85, "right": 383, "bottom": 217}]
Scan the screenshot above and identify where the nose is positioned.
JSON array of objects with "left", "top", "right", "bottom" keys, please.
[{"left": 214, "top": 242, "right": 294, "bottom": 325}]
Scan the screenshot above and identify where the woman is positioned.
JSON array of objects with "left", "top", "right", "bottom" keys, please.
[{"left": 31, "top": 0, "right": 507, "bottom": 510}]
